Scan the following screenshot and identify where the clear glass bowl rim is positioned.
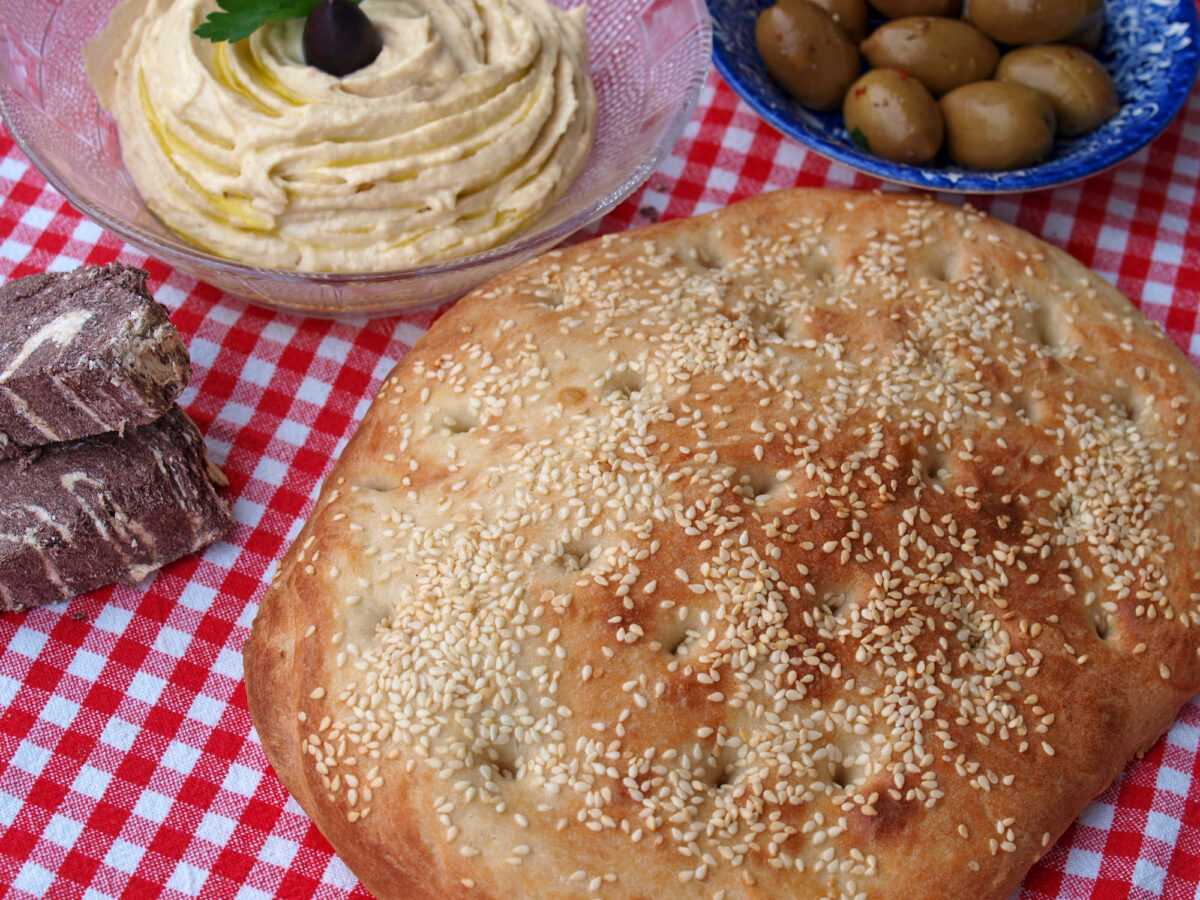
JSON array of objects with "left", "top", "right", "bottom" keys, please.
[{"left": 0, "top": 0, "right": 713, "bottom": 291}]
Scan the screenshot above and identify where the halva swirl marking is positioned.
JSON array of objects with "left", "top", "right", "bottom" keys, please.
[
  {"left": 0, "top": 408, "right": 230, "bottom": 611},
  {"left": 0, "top": 310, "right": 94, "bottom": 442},
  {"left": 88, "top": 0, "right": 597, "bottom": 272},
  {"left": 0, "top": 265, "right": 190, "bottom": 458},
  {"left": 0, "top": 310, "right": 94, "bottom": 382}
]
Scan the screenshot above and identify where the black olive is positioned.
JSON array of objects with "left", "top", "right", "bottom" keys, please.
[{"left": 303, "top": 0, "right": 383, "bottom": 77}]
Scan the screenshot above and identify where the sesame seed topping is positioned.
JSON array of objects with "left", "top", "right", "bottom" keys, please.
[{"left": 283, "top": 192, "right": 1200, "bottom": 899}]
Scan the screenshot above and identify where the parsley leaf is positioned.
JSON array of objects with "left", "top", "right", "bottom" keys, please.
[
  {"left": 193, "top": 0, "right": 360, "bottom": 43},
  {"left": 850, "top": 127, "right": 870, "bottom": 153}
]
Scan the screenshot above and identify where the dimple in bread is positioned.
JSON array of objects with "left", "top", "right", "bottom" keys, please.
[{"left": 245, "top": 189, "right": 1200, "bottom": 900}]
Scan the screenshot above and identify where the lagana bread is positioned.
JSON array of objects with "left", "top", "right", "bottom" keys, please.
[{"left": 245, "top": 189, "right": 1200, "bottom": 900}]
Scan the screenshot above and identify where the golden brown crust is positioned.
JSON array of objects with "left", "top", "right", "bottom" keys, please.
[{"left": 246, "top": 188, "right": 1200, "bottom": 900}]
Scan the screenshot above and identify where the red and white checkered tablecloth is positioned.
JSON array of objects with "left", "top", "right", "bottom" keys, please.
[{"left": 2, "top": 66, "right": 1200, "bottom": 900}]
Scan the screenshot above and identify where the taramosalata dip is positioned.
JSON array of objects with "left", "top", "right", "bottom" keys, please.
[{"left": 87, "top": 0, "right": 596, "bottom": 271}]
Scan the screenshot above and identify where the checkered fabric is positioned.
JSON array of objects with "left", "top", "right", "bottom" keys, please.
[{"left": 2, "top": 68, "right": 1200, "bottom": 900}]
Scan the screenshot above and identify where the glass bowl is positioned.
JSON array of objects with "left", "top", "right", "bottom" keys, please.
[
  {"left": 0, "top": 0, "right": 711, "bottom": 316},
  {"left": 711, "top": 0, "right": 1199, "bottom": 194}
]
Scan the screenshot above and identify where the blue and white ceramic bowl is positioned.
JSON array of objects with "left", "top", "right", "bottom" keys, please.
[{"left": 712, "top": 0, "right": 1200, "bottom": 193}]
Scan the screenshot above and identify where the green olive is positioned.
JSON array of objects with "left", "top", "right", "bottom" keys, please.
[
  {"left": 867, "top": 0, "right": 961, "bottom": 16},
  {"left": 808, "top": 0, "right": 870, "bottom": 44},
  {"left": 996, "top": 45, "right": 1118, "bottom": 136},
  {"left": 940, "top": 81, "right": 1056, "bottom": 170},
  {"left": 967, "top": 0, "right": 1103, "bottom": 46},
  {"left": 756, "top": 0, "right": 861, "bottom": 111},
  {"left": 844, "top": 69, "right": 944, "bottom": 164},
  {"left": 1068, "top": 14, "right": 1104, "bottom": 53},
  {"left": 861, "top": 18, "right": 999, "bottom": 97}
]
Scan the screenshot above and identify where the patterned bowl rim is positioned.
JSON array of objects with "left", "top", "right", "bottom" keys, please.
[{"left": 711, "top": 0, "right": 1200, "bottom": 194}]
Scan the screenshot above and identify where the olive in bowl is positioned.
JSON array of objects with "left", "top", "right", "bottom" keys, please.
[
  {"left": 860, "top": 17, "right": 999, "bottom": 96},
  {"left": 940, "top": 81, "right": 1057, "bottom": 171},
  {"left": 809, "top": 0, "right": 870, "bottom": 43},
  {"left": 867, "top": 0, "right": 961, "bottom": 16},
  {"left": 1070, "top": 14, "right": 1105, "bottom": 53},
  {"left": 968, "top": 0, "right": 1103, "bottom": 46},
  {"left": 844, "top": 69, "right": 944, "bottom": 164},
  {"left": 996, "top": 45, "right": 1118, "bottom": 136},
  {"left": 756, "top": 0, "right": 861, "bottom": 110}
]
